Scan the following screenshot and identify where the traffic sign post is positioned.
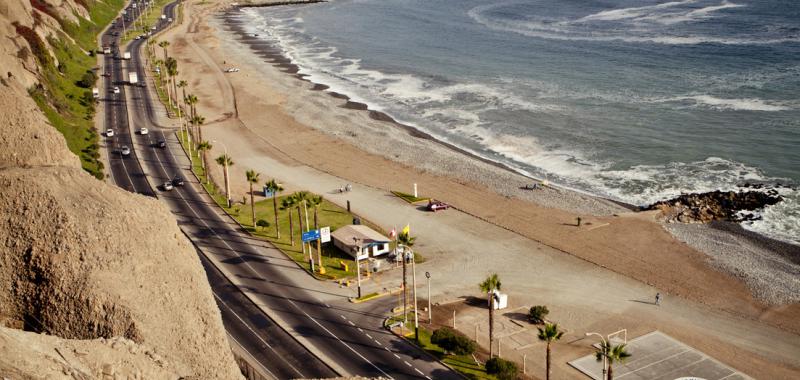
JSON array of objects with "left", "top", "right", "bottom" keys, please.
[
  {"left": 320, "top": 226, "right": 331, "bottom": 243},
  {"left": 302, "top": 229, "right": 320, "bottom": 243}
]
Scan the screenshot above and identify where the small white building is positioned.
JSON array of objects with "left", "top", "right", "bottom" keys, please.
[{"left": 331, "top": 225, "right": 390, "bottom": 261}]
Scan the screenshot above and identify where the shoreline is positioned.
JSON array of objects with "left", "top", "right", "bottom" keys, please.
[
  {"left": 212, "top": 7, "right": 800, "bottom": 308},
  {"left": 225, "top": 9, "right": 643, "bottom": 213},
  {"left": 158, "top": 1, "right": 800, "bottom": 375}
]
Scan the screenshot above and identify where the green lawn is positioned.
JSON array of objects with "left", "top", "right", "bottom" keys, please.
[
  {"left": 177, "top": 131, "right": 399, "bottom": 280},
  {"left": 408, "top": 326, "right": 497, "bottom": 380},
  {"left": 391, "top": 190, "right": 430, "bottom": 204}
]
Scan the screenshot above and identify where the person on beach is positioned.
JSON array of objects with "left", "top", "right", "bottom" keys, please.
[{"left": 655, "top": 292, "right": 662, "bottom": 306}]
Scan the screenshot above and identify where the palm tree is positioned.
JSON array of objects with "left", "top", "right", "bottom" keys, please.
[
  {"left": 292, "top": 191, "right": 310, "bottom": 255},
  {"left": 177, "top": 80, "right": 188, "bottom": 132},
  {"left": 177, "top": 80, "right": 188, "bottom": 103},
  {"left": 537, "top": 322, "right": 564, "bottom": 380},
  {"left": 397, "top": 231, "right": 416, "bottom": 322},
  {"left": 197, "top": 141, "right": 211, "bottom": 176},
  {"left": 192, "top": 115, "right": 205, "bottom": 143},
  {"left": 595, "top": 342, "right": 631, "bottom": 380},
  {"left": 165, "top": 57, "right": 179, "bottom": 107},
  {"left": 307, "top": 195, "right": 324, "bottom": 268},
  {"left": 264, "top": 179, "right": 284, "bottom": 238},
  {"left": 478, "top": 273, "right": 502, "bottom": 357},
  {"left": 280, "top": 196, "right": 296, "bottom": 246},
  {"left": 186, "top": 93, "right": 198, "bottom": 121},
  {"left": 158, "top": 40, "right": 170, "bottom": 61},
  {"left": 246, "top": 169, "right": 260, "bottom": 226},
  {"left": 215, "top": 154, "right": 234, "bottom": 208}
]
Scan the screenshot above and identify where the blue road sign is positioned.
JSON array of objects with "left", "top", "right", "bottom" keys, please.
[
  {"left": 302, "top": 229, "right": 320, "bottom": 242},
  {"left": 263, "top": 186, "right": 275, "bottom": 198}
]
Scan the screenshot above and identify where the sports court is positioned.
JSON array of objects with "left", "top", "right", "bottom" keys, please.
[{"left": 568, "top": 331, "right": 752, "bottom": 380}]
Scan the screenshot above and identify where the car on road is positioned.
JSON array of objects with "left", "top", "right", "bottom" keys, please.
[
  {"left": 161, "top": 181, "right": 174, "bottom": 191},
  {"left": 139, "top": 127, "right": 149, "bottom": 135},
  {"left": 157, "top": 139, "right": 166, "bottom": 148},
  {"left": 172, "top": 176, "right": 185, "bottom": 186},
  {"left": 105, "top": 129, "right": 114, "bottom": 137},
  {"left": 120, "top": 146, "right": 131, "bottom": 156},
  {"left": 135, "top": 35, "right": 141, "bottom": 40},
  {"left": 224, "top": 68, "right": 240, "bottom": 73},
  {"left": 427, "top": 199, "right": 450, "bottom": 212},
  {"left": 113, "top": 86, "right": 120, "bottom": 94}
]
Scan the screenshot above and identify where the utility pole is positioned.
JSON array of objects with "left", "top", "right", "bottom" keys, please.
[
  {"left": 353, "top": 237, "right": 362, "bottom": 299},
  {"left": 412, "top": 251, "right": 419, "bottom": 341},
  {"left": 425, "top": 271, "right": 431, "bottom": 323}
]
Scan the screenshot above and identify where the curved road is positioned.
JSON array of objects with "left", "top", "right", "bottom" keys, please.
[{"left": 104, "top": 1, "right": 461, "bottom": 379}]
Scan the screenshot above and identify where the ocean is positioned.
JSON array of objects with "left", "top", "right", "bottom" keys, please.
[{"left": 238, "top": 0, "right": 800, "bottom": 244}]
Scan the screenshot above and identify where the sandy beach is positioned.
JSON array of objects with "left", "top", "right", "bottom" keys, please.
[{"left": 157, "top": 1, "right": 800, "bottom": 377}]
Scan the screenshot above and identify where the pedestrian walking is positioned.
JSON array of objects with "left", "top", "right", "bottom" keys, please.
[{"left": 655, "top": 292, "right": 661, "bottom": 306}]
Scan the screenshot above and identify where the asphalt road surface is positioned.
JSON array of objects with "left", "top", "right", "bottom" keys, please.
[{"left": 103, "top": 1, "right": 461, "bottom": 379}]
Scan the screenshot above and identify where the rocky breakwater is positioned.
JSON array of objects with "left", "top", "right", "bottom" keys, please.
[
  {"left": 0, "top": 0, "right": 242, "bottom": 378},
  {"left": 645, "top": 188, "right": 783, "bottom": 224}
]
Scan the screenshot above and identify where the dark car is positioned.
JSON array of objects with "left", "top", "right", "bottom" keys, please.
[
  {"left": 427, "top": 199, "right": 450, "bottom": 212},
  {"left": 172, "top": 176, "right": 185, "bottom": 186},
  {"left": 157, "top": 139, "right": 166, "bottom": 148}
]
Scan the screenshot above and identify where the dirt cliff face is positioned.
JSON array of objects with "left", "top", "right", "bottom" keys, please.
[{"left": 0, "top": 1, "right": 242, "bottom": 379}]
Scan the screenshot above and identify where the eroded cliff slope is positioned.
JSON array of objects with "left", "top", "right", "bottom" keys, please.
[{"left": 0, "top": 0, "right": 242, "bottom": 378}]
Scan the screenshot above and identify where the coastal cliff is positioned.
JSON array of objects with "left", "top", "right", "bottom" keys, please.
[{"left": 0, "top": 0, "right": 242, "bottom": 378}]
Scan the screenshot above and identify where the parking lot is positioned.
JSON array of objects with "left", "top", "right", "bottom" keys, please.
[{"left": 568, "top": 331, "right": 752, "bottom": 380}]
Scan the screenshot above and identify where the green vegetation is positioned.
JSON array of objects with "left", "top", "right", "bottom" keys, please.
[
  {"left": 406, "top": 325, "right": 496, "bottom": 380},
  {"left": 537, "top": 322, "right": 564, "bottom": 380},
  {"left": 528, "top": 305, "right": 549, "bottom": 324},
  {"left": 121, "top": 0, "right": 174, "bottom": 43},
  {"left": 23, "top": 0, "right": 126, "bottom": 179},
  {"left": 177, "top": 131, "right": 392, "bottom": 280},
  {"left": 391, "top": 190, "right": 430, "bottom": 204},
  {"left": 595, "top": 342, "right": 631, "bottom": 380},
  {"left": 431, "top": 327, "right": 477, "bottom": 355},
  {"left": 479, "top": 273, "right": 502, "bottom": 358},
  {"left": 485, "top": 357, "right": 519, "bottom": 380}
]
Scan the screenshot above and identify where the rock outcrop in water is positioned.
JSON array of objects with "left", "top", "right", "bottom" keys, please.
[{"left": 646, "top": 189, "right": 783, "bottom": 224}]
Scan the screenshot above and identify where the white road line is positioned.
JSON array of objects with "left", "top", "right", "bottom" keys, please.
[
  {"left": 144, "top": 58, "right": 396, "bottom": 380},
  {"left": 366, "top": 334, "right": 373, "bottom": 339},
  {"left": 394, "top": 354, "right": 401, "bottom": 359},
  {"left": 375, "top": 340, "right": 382, "bottom": 346},
  {"left": 340, "top": 315, "right": 347, "bottom": 320},
  {"left": 404, "top": 361, "right": 412, "bottom": 367},
  {"left": 348, "top": 320, "right": 355, "bottom": 326},
  {"left": 357, "top": 328, "right": 363, "bottom": 332},
  {"left": 425, "top": 376, "right": 432, "bottom": 379},
  {"left": 415, "top": 368, "right": 424, "bottom": 375},
  {"left": 212, "top": 292, "right": 303, "bottom": 378}
]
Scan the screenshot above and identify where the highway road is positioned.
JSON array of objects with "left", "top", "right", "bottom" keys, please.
[
  {"left": 100, "top": 7, "right": 154, "bottom": 196},
  {"left": 103, "top": 1, "right": 462, "bottom": 379}
]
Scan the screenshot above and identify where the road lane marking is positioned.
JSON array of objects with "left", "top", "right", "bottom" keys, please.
[
  {"left": 212, "top": 292, "right": 303, "bottom": 378},
  {"left": 415, "top": 368, "right": 424, "bottom": 375},
  {"left": 404, "top": 361, "right": 412, "bottom": 367},
  {"left": 140, "top": 43, "right": 396, "bottom": 380},
  {"left": 394, "top": 354, "right": 401, "bottom": 359},
  {"left": 348, "top": 320, "right": 355, "bottom": 326},
  {"left": 366, "top": 334, "right": 373, "bottom": 339},
  {"left": 357, "top": 328, "right": 363, "bottom": 332}
]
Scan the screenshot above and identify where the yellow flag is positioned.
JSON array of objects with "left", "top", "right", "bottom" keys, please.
[{"left": 402, "top": 224, "right": 410, "bottom": 236}]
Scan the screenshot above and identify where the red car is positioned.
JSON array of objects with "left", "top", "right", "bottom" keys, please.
[{"left": 427, "top": 200, "right": 450, "bottom": 212}]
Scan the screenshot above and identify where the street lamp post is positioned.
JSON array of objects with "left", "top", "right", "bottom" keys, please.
[
  {"left": 425, "top": 271, "right": 431, "bottom": 323},
  {"left": 586, "top": 332, "right": 608, "bottom": 380},
  {"left": 353, "top": 237, "right": 362, "bottom": 299},
  {"left": 412, "top": 249, "right": 419, "bottom": 341}
]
